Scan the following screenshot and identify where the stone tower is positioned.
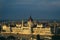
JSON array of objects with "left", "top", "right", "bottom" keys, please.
[{"left": 27, "top": 16, "right": 34, "bottom": 27}]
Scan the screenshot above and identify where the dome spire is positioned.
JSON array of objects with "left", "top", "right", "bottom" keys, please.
[{"left": 28, "top": 16, "right": 33, "bottom": 22}]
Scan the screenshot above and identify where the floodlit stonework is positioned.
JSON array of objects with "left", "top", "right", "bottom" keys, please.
[{"left": 0, "top": 16, "right": 59, "bottom": 40}]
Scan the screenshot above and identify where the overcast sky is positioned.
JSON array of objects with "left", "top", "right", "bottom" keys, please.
[{"left": 0, "top": 0, "right": 60, "bottom": 20}]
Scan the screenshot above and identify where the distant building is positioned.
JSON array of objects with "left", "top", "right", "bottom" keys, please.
[{"left": 1, "top": 16, "right": 54, "bottom": 40}]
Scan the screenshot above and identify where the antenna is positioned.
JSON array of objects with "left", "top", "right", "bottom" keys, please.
[{"left": 22, "top": 13, "right": 25, "bottom": 21}]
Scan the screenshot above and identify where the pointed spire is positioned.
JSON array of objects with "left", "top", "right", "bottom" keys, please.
[
  {"left": 28, "top": 16, "right": 33, "bottom": 22},
  {"left": 22, "top": 19, "right": 24, "bottom": 27}
]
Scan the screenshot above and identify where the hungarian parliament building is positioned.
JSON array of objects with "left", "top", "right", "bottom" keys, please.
[{"left": 0, "top": 16, "right": 60, "bottom": 40}]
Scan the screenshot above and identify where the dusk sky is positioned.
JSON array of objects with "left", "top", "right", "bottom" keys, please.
[{"left": 0, "top": 0, "right": 60, "bottom": 20}]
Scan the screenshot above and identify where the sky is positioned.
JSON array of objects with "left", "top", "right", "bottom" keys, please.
[{"left": 0, "top": 0, "right": 60, "bottom": 20}]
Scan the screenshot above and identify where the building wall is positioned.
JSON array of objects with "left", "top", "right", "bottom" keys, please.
[{"left": 33, "top": 27, "right": 51, "bottom": 35}]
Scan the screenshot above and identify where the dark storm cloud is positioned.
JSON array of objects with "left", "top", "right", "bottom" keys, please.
[{"left": 0, "top": 0, "right": 60, "bottom": 20}]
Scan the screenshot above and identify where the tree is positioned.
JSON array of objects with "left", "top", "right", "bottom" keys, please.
[
  {"left": 37, "top": 34, "right": 41, "bottom": 40},
  {"left": 52, "top": 35, "right": 60, "bottom": 40},
  {"left": 7, "top": 36, "right": 16, "bottom": 40},
  {"left": 0, "top": 36, "right": 6, "bottom": 40}
]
